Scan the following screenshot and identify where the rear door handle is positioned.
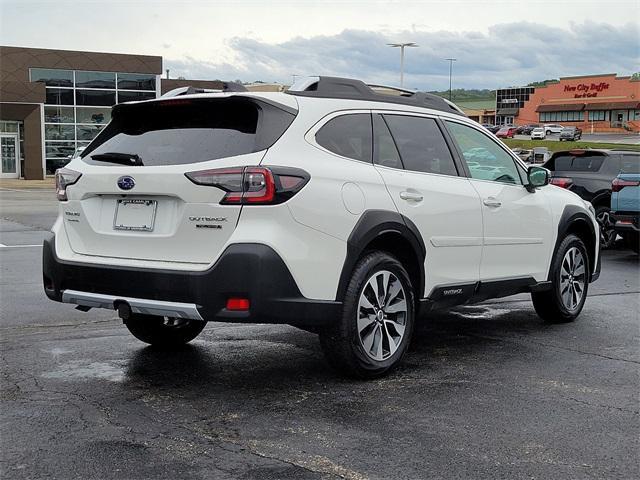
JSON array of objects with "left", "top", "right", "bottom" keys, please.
[
  {"left": 400, "top": 191, "right": 423, "bottom": 202},
  {"left": 483, "top": 197, "right": 502, "bottom": 208}
]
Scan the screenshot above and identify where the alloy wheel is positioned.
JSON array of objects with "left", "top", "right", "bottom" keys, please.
[
  {"left": 357, "top": 270, "right": 408, "bottom": 361},
  {"left": 596, "top": 209, "right": 616, "bottom": 248},
  {"left": 559, "top": 247, "right": 586, "bottom": 311}
]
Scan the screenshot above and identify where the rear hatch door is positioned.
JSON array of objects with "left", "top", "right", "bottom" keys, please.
[{"left": 64, "top": 95, "right": 295, "bottom": 265}]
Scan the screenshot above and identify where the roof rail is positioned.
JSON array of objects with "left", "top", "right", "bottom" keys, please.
[
  {"left": 161, "top": 81, "right": 248, "bottom": 98},
  {"left": 287, "top": 76, "right": 465, "bottom": 116},
  {"left": 367, "top": 84, "right": 417, "bottom": 95}
]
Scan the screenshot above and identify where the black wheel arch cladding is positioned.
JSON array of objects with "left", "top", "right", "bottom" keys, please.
[
  {"left": 336, "top": 209, "right": 426, "bottom": 302},
  {"left": 553, "top": 205, "right": 599, "bottom": 282}
]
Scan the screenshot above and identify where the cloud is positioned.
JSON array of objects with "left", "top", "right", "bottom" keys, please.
[{"left": 164, "top": 21, "right": 640, "bottom": 90}]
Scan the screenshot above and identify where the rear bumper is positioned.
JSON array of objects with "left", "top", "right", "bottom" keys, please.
[
  {"left": 611, "top": 212, "right": 640, "bottom": 234},
  {"left": 43, "top": 234, "right": 340, "bottom": 327}
]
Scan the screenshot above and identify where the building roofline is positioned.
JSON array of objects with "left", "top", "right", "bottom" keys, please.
[
  {"left": 558, "top": 73, "right": 618, "bottom": 81},
  {"left": 0, "top": 44, "right": 161, "bottom": 61}
]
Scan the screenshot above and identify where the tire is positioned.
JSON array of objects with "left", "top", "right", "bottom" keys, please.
[
  {"left": 595, "top": 205, "right": 616, "bottom": 249},
  {"left": 546, "top": 130, "right": 551, "bottom": 135},
  {"left": 623, "top": 233, "right": 639, "bottom": 254},
  {"left": 532, "top": 234, "right": 589, "bottom": 323},
  {"left": 319, "top": 251, "right": 415, "bottom": 378},
  {"left": 124, "top": 314, "right": 206, "bottom": 347}
]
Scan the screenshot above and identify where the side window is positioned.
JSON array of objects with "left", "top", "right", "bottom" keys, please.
[
  {"left": 315, "top": 113, "right": 372, "bottom": 162},
  {"left": 445, "top": 121, "right": 522, "bottom": 185},
  {"left": 383, "top": 115, "right": 458, "bottom": 176},
  {"left": 373, "top": 113, "right": 402, "bottom": 169}
]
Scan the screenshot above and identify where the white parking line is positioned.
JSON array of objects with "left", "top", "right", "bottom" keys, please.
[
  {"left": 0, "top": 188, "right": 52, "bottom": 193},
  {"left": 0, "top": 244, "right": 42, "bottom": 248}
]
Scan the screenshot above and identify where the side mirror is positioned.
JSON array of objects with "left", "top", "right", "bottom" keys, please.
[{"left": 526, "top": 166, "right": 550, "bottom": 192}]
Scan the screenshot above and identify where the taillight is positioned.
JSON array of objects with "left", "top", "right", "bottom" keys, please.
[
  {"left": 612, "top": 178, "right": 640, "bottom": 192},
  {"left": 185, "top": 166, "right": 309, "bottom": 205},
  {"left": 550, "top": 177, "right": 573, "bottom": 189},
  {"left": 243, "top": 167, "right": 276, "bottom": 204},
  {"left": 55, "top": 168, "right": 82, "bottom": 201}
]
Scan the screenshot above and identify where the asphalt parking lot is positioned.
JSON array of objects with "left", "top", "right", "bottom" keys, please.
[
  {"left": 513, "top": 133, "right": 640, "bottom": 145},
  {"left": 1, "top": 187, "right": 639, "bottom": 480}
]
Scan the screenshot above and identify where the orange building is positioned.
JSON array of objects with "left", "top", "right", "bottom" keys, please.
[{"left": 496, "top": 73, "right": 640, "bottom": 133}]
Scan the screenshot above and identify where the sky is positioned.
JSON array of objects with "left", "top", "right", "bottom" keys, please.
[{"left": 1, "top": 0, "right": 638, "bottom": 90}]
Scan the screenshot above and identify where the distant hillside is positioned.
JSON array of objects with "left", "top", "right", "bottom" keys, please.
[{"left": 428, "top": 88, "right": 495, "bottom": 103}]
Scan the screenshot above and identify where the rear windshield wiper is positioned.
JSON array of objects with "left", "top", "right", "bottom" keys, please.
[{"left": 90, "top": 152, "right": 144, "bottom": 166}]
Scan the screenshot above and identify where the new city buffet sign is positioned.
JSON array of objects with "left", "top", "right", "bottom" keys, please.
[{"left": 564, "top": 82, "right": 610, "bottom": 98}]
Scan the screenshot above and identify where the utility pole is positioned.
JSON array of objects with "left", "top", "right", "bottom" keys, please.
[
  {"left": 387, "top": 42, "right": 418, "bottom": 88},
  {"left": 445, "top": 58, "right": 456, "bottom": 101}
]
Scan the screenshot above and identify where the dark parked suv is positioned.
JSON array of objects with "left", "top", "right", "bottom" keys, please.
[
  {"left": 544, "top": 149, "right": 640, "bottom": 248},
  {"left": 559, "top": 127, "right": 582, "bottom": 141},
  {"left": 517, "top": 124, "right": 540, "bottom": 135}
]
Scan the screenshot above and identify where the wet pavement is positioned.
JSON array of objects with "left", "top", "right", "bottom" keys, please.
[{"left": 1, "top": 187, "right": 639, "bottom": 480}]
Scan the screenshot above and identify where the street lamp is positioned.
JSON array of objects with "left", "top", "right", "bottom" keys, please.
[
  {"left": 445, "top": 58, "right": 457, "bottom": 101},
  {"left": 387, "top": 42, "right": 418, "bottom": 88}
]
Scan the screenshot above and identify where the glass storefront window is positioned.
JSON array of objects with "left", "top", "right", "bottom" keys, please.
[
  {"left": 118, "top": 73, "right": 156, "bottom": 90},
  {"left": 44, "top": 106, "right": 74, "bottom": 123},
  {"left": 30, "top": 68, "right": 73, "bottom": 87},
  {"left": 45, "top": 124, "right": 75, "bottom": 141},
  {"left": 75, "top": 71, "right": 116, "bottom": 89},
  {"left": 0, "top": 121, "right": 19, "bottom": 133},
  {"left": 588, "top": 111, "right": 608, "bottom": 121},
  {"left": 76, "top": 124, "right": 104, "bottom": 141},
  {"left": 117, "top": 91, "right": 156, "bottom": 103},
  {"left": 76, "top": 107, "right": 111, "bottom": 124},
  {"left": 76, "top": 89, "right": 116, "bottom": 106},
  {"left": 45, "top": 141, "right": 76, "bottom": 158},
  {"left": 540, "top": 111, "right": 582, "bottom": 122},
  {"left": 38, "top": 69, "right": 158, "bottom": 174},
  {"left": 45, "top": 88, "right": 74, "bottom": 105}
]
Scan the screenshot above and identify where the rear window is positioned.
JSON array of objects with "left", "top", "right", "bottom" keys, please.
[
  {"left": 81, "top": 97, "right": 295, "bottom": 166},
  {"left": 547, "top": 152, "right": 605, "bottom": 172},
  {"left": 620, "top": 154, "right": 640, "bottom": 174}
]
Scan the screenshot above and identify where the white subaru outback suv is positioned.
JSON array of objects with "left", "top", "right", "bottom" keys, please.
[{"left": 44, "top": 77, "right": 600, "bottom": 377}]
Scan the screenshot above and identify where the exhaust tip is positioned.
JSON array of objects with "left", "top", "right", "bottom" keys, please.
[{"left": 115, "top": 301, "right": 132, "bottom": 321}]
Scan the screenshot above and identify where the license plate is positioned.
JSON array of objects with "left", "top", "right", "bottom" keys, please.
[{"left": 113, "top": 199, "right": 157, "bottom": 231}]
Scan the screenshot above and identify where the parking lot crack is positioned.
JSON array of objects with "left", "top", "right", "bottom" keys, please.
[
  {"left": 462, "top": 332, "right": 640, "bottom": 365},
  {"left": 565, "top": 396, "right": 639, "bottom": 415},
  {"left": 184, "top": 425, "right": 355, "bottom": 479}
]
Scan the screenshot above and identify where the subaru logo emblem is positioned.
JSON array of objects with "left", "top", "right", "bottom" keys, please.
[{"left": 117, "top": 176, "right": 135, "bottom": 190}]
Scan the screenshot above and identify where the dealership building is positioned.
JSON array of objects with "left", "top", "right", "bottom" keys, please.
[
  {"left": 496, "top": 73, "right": 640, "bottom": 132},
  {"left": 0, "top": 46, "right": 224, "bottom": 179}
]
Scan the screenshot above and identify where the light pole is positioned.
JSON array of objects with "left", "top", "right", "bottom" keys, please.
[
  {"left": 445, "top": 58, "right": 457, "bottom": 101},
  {"left": 387, "top": 42, "right": 418, "bottom": 87}
]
